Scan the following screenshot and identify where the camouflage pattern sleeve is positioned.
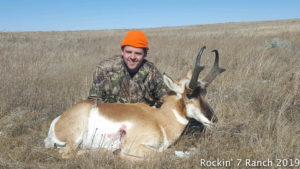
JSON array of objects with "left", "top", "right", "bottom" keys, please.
[
  {"left": 148, "top": 66, "right": 169, "bottom": 103},
  {"left": 88, "top": 66, "right": 108, "bottom": 103}
]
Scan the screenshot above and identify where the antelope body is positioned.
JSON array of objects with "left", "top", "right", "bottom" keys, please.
[{"left": 44, "top": 46, "right": 225, "bottom": 159}]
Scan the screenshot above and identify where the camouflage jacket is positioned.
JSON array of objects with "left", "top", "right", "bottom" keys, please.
[{"left": 88, "top": 55, "right": 168, "bottom": 106}]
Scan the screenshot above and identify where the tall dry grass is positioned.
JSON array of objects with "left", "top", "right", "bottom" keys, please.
[{"left": 0, "top": 19, "right": 299, "bottom": 168}]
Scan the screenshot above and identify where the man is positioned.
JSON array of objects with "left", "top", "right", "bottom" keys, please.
[{"left": 88, "top": 30, "right": 168, "bottom": 107}]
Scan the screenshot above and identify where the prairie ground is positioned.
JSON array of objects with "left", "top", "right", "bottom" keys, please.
[{"left": 0, "top": 19, "right": 300, "bottom": 168}]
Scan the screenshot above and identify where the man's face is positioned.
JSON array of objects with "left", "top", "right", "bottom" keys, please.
[{"left": 121, "top": 46, "right": 146, "bottom": 73}]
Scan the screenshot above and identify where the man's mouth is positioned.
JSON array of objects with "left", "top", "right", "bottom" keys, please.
[{"left": 128, "top": 60, "right": 137, "bottom": 66}]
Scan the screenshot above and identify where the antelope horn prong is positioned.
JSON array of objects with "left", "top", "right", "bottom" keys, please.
[
  {"left": 188, "top": 46, "right": 206, "bottom": 89},
  {"left": 201, "top": 49, "right": 226, "bottom": 88}
]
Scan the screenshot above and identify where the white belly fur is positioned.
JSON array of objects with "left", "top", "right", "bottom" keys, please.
[{"left": 81, "top": 106, "right": 132, "bottom": 151}]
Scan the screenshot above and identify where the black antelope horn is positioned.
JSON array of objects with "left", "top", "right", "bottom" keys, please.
[
  {"left": 201, "top": 50, "right": 226, "bottom": 88},
  {"left": 188, "top": 46, "right": 206, "bottom": 89}
]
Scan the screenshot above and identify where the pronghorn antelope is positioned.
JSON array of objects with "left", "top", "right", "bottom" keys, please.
[{"left": 44, "top": 46, "right": 225, "bottom": 160}]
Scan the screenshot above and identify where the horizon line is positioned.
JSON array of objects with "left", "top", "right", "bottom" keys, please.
[{"left": 1, "top": 18, "right": 299, "bottom": 33}]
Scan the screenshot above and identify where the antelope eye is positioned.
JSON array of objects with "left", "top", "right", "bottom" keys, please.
[{"left": 186, "top": 94, "right": 193, "bottom": 99}]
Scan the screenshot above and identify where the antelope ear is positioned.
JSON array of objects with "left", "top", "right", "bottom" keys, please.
[{"left": 163, "top": 75, "right": 184, "bottom": 94}]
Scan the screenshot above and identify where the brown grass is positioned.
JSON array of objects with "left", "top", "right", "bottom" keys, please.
[{"left": 0, "top": 19, "right": 300, "bottom": 168}]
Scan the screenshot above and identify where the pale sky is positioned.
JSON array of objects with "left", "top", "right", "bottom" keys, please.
[{"left": 1, "top": 0, "right": 299, "bottom": 32}]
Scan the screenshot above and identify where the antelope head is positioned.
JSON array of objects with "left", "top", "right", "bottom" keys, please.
[{"left": 163, "top": 46, "right": 226, "bottom": 126}]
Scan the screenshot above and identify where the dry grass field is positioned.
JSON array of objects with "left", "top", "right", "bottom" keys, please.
[{"left": 0, "top": 19, "right": 300, "bottom": 168}]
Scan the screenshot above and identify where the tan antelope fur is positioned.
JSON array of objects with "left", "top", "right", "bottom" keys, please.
[{"left": 44, "top": 46, "right": 225, "bottom": 160}]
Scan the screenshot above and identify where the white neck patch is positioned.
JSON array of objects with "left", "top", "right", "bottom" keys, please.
[
  {"left": 172, "top": 109, "right": 188, "bottom": 125},
  {"left": 186, "top": 104, "right": 212, "bottom": 126}
]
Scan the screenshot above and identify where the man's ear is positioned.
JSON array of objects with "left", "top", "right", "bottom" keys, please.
[
  {"left": 163, "top": 74, "right": 184, "bottom": 94},
  {"left": 121, "top": 48, "right": 124, "bottom": 56},
  {"left": 143, "top": 48, "right": 147, "bottom": 57}
]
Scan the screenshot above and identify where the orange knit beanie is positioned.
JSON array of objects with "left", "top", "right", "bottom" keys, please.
[{"left": 121, "top": 30, "right": 149, "bottom": 50}]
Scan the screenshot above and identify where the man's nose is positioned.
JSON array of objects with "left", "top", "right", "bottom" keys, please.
[{"left": 130, "top": 53, "right": 136, "bottom": 59}]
